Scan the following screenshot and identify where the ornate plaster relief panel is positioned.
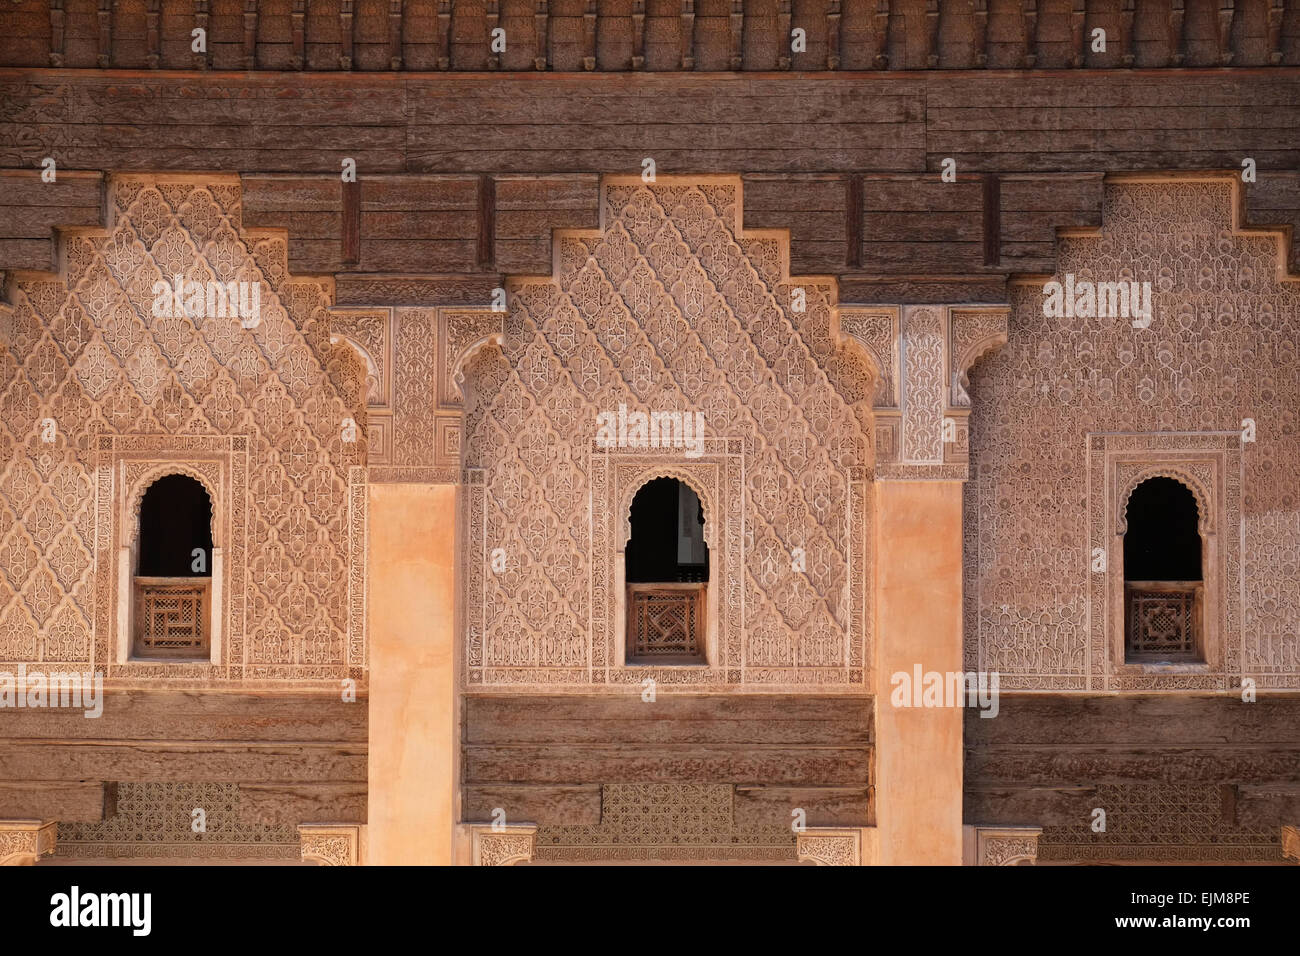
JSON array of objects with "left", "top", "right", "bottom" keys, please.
[
  {"left": 964, "top": 177, "right": 1300, "bottom": 691},
  {"left": 839, "top": 304, "right": 1008, "bottom": 480},
  {"left": 461, "top": 177, "right": 875, "bottom": 690},
  {"left": 335, "top": 305, "right": 502, "bottom": 484},
  {"left": 0, "top": 175, "right": 367, "bottom": 685},
  {"left": 1088, "top": 432, "right": 1241, "bottom": 691}
]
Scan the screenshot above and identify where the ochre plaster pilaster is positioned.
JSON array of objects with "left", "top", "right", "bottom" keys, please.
[
  {"left": 843, "top": 302, "right": 1007, "bottom": 865},
  {"left": 367, "top": 482, "right": 457, "bottom": 865}
]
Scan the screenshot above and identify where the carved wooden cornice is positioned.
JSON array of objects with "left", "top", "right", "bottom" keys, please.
[{"left": 6, "top": 0, "right": 1289, "bottom": 73}]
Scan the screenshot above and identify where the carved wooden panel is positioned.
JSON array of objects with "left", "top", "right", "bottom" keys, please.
[
  {"left": 460, "top": 177, "right": 874, "bottom": 690},
  {"left": 55, "top": 782, "right": 299, "bottom": 860},
  {"left": 532, "top": 784, "right": 796, "bottom": 862},
  {"left": 965, "top": 179, "right": 1300, "bottom": 692},
  {"left": 0, "top": 175, "right": 367, "bottom": 685},
  {"left": 1037, "top": 783, "right": 1283, "bottom": 863}
]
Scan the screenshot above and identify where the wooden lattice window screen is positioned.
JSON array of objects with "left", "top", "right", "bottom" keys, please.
[
  {"left": 133, "top": 577, "right": 210, "bottom": 659},
  {"left": 1125, "top": 582, "right": 1200, "bottom": 661},
  {"left": 627, "top": 583, "right": 705, "bottom": 664}
]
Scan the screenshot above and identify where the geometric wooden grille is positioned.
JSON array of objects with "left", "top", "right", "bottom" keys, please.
[
  {"left": 627, "top": 584, "right": 705, "bottom": 664},
  {"left": 1125, "top": 583, "right": 1198, "bottom": 660},
  {"left": 133, "top": 578, "right": 210, "bottom": 659}
]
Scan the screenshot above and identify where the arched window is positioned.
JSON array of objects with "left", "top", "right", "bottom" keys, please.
[
  {"left": 133, "top": 474, "right": 214, "bottom": 660},
  {"left": 1123, "top": 477, "right": 1202, "bottom": 662},
  {"left": 625, "top": 478, "right": 708, "bottom": 664}
]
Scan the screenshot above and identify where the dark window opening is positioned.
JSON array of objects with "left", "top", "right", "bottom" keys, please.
[
  {"left": 1123, "top": 477, "right": 1203, "bottom": 663},
  {"left": 133, "top": 474, "right": 213, "bottom": 660},
  {"left": 625, "top": 478, "right": 708, "bottom": 664}
]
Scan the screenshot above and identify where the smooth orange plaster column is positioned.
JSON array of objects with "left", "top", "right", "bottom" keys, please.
[
  {"left": 873, "top": 480, "right": 964, "bottom": 865},
  {"left": 367, "top": 482, "right": 457, "bottom": 865}
]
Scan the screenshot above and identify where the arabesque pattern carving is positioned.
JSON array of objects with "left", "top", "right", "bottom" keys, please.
[
  {"left": 533, "top": 784, "right": 795, "bottom": 862},
  {"left": 1037, "top": 784, "right": 1282, "bottom": 863},
  {"left": 965, "top": 180, "right": 1300, "bottom": 691},
  {"left": 0, "top": 176, "right": 367, "bottom": 683},
  {"left": 461, "top": 178, "right": 874, "bottom": 689},
  {"left": 55, "top": 783, "right": 299, "bottom": 860}
]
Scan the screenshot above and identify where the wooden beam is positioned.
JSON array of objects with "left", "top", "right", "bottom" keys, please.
[
  {"left": 777, "top": 0, "right": 791, "bottom": 69},
  {"left": 845, "top": 173, "right": 863, "bottom": 268},
  {"left": 633, "top": 0, "right": 646, "bottom": 70},
  {"left": 96, "top": 0, "right": 113, "bottom": 69},
  {"left": 534, "top": 1, "right": 549, "bottom": 71},
  {"left": 583, "top": 0, "right": 598, "bottom": 71},
  {"left": 972, "top": 0, "right": 988, "bottom": 68},
  {"left": 872, "top": 0, "right": 890, "bottom": 69},
  {"left": 1021, "top": 0, "right": 1038, "bottom": 69},
  {"left": 48, "top": 0, "right": 66, "bottom": 68},
  {"left": 1216, "top": 0, "right": 1235, "bottom": 66},
  {"left": 340, "top": 0, "right": 355, "bottom": 70},
  {"left": 242, "top": 0, "right": 259, "bottom": 70},
  {"left": 291, "top": 0, "right": 306, "bottom": 69},
  {"left": 343, "top": 178, "right": 361, "bottom": 266},
  {"left": 1168, "top": 0, "right": 1186, "bottom": 67},
  {"left": 982, "top": 173, "right": 1000, "bottom": 267},
  {"left": 477, "top": 175, "right": 496, "bottom": 271},
  {"left": 1070, "top": 0, "right": 1086, "bottom": 68},
  {"left": 730, "top": 0, "right": 745, "bottom": 71},
  {"left": 389, "top": 0, "right": 405, "bottom": 70},
  {"left": 826, "top": 0, "right": 841, "bottom": 70},
  {"left": 438, "top": 0, "right": 452, "bottom": 70},
  {"left": 925, "top": 0, "right": 941, "bottom": 68},
  {"left": 146, "top": 0, "right": 162, "bottom": 69},
  {"left": 681, "top": 0, "right": 696, "bottom": 70},
  {"left": 1267, "top": 0, "right": 1285, "bottom": 65},
  {"left": 1120, "top": 0, "right": 1136, "bottom": 67}
]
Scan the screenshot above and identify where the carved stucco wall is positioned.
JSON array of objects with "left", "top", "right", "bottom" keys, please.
[
  {"left": 964, "top": 178, "right": 1300, "bottom": 691},
  {"left": 0, "top": 175, "right": 367, "bottom": 683},
  {"left": 460, "top": 177, "right": 875, "bottom": 689}
]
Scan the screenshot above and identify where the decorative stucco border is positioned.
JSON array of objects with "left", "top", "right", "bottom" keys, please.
[
  {"left": 0, "top": 820, "right": 57, "bottom": 866},
  {"left": 964, "top": 825, "right": 1041, "bottom": 866},
  {"left": 299, "top": 823, "right": 365, "bottom": 866},
  {"left": 796, "top": 826, "right": 874, "bottom": 866},
  {"left": 464, "top": 823, "right": 538, "bottom": 866}
]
